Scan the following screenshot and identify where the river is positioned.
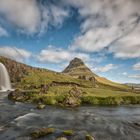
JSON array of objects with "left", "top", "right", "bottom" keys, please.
[{"left": 0, "top": 92, "right": 140, "bottom": 140}]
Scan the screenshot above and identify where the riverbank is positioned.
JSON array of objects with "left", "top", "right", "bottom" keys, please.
[{"left": 8, "top": 86, "right": 140, "bottom": 107}]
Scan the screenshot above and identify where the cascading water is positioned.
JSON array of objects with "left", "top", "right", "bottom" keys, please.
[{"left": 0, "top": 62, "right": 12, "bottom": 91}]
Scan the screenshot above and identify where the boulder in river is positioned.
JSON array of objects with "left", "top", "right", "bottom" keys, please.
[
  {"left": 63, "top": 129, "right": 74, "bottom": 136},
  {"left": 31, "top": 127, "right": 55, "bottom": 138},
  {"left": 86, "top": 134, "right": 95, "bottom": 140}
]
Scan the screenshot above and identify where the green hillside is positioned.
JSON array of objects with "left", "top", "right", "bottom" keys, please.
[
  {"left": 0, "top": 56, "right": 130, "bottom": 91},
  {"left": 1, "top": 56, "right": 140, "bottom": 106}
]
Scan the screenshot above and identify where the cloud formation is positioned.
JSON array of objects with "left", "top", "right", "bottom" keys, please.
[
  {"left": 65, "top": 0, "right": 140, "bottom": 59},
  {"left": 37, "top": 45, "right": 89, "bottom": 63},
  {"left": 39, "top": 3, "right": 69, "bottom": 35},
  {"left": 0, "top": 0, "right": 41, "bottom": 34},
  {"left": 0, "top": 46, "right": 31, "bottom": 62},
  {"left": 93, "top": 64, "right": 117, "bottom": 72},
  {"left": 0, "top": 0, "right": 69, "bottom": 35}
]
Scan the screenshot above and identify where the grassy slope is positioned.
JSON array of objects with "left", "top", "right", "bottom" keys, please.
[{"left": 95, "top": 77, "right": 131, "bottom": 91}]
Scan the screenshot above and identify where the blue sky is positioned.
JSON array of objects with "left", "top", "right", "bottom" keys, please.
[{"left": 0, "top": 0, "right": 140, "bottom": 83}]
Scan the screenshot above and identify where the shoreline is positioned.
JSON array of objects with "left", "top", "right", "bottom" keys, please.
[{"left": 8, "top": 90, "right": 140, "bottom": 108}]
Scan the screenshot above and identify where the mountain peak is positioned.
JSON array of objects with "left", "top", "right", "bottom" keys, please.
[
  {"left": 63, "top": 57, "right": 97, "bottom": 77},
  {"left": 68, "top": 57, "right": 85, "bottom": 67}
]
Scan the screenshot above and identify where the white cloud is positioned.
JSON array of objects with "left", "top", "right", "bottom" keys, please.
[
  {"left": 122, "top": 72, "right": 128, "bottom": 76},
  {"left": 109, "top": 25, "right": 140, "bottom": 59},
  {"left": 37, "top": 45, "right": 90, "bottom": 63},
  {"left": 133, "top": 62, "right": 140, "bottom": 70},
  {"left": 50, "top": 5, "right": 69, "bottom": 26},
  {"left": 64, "top": 0, "right": 140, "bottom": 59},
  {"left": 0, "top": 26, "right": 9, "bottom": 37},
  {"left": 39, "top": 4, "right": 69, "bottom": 35},
  {"left": 93, "top": 64, "right": 117, "bottom": 72},
  {"left": 0, "top": 0, "right": 41, "bottom": 34},
  {"left": 128, "top": 74, "right": 140, "bottom": 79},
  {"left": 0, "top": 0, "right": 69, "bottom": 35},
  {"left": 71, "top": 26, "right": 122, "bottom": 52},
  {"left": 0, "top": 46, "right": 31, "bottom": 62}
]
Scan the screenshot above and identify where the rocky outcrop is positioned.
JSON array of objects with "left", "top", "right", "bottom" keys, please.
[
  {"left": 0, "top": 56, "right": 32, "bottom": 83},
  {"left": 64, "top": 86, "right": 83, "bottom": 107}
]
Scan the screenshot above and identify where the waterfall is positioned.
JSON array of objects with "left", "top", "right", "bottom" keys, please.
[{"left": 0, "top": 62, "right": 12, "bottom": 91}]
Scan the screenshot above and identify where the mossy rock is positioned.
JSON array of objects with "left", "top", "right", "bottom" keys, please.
[
  {"left": 37, "top": 104, "right": 46, "bottom": 109},
  {"left": 63, "top": 129, "right": 74, "bottom": 136},
  {"left": 42, "top": 97, "right": 57, "bottom": 105},
  {"left": 31, "top": 127, "right": 55, "bottom": 138},
  {"left": 86, "top": 134, "right": 95, "bottom": 140}
]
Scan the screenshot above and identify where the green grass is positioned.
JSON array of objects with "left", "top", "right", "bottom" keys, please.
[
  {"left": 18, "top": 70, "right": 93, "bottom": 89},
  {"left": 9, "top": 85, "right": 140, "bottom": 106}
]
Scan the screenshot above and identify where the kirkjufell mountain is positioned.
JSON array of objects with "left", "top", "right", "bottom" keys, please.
[{"left": 63, "top": 57, "right": 97, "bottom": 77}]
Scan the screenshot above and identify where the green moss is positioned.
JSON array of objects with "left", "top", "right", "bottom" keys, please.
[
  {"left": 63, "top": 130, "right": 74, "bottom": 136},
  {"left": 37, "top": 104, "right": 46, "bottom": 109},
  {"left": 42, "top": 96, "right": 57, "bottom": 105},
  {"left": 31, "top": 127, "right": 55, "bottom": 138}
]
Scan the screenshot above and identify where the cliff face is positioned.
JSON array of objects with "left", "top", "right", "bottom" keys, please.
[
  {"left": 63, "top": 57, "right": 97, "bottom": 77},
  {"left": 0, "top": 56, "right": 32, "bottom": 83}
]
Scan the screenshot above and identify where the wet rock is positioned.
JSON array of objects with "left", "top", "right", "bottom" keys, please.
[
  {"left": 86, "top": 134, "right": 95, "bottom": 140},
  {"left": 56, "top": 137, "right": 68, "bottom": 140},
  {"left": 37, "top": 104, "right": 46, "bottom": 109},
  {"left": 30, "top": 127, "right": 55, "bottom": 138},
  {"left": 63, "top": 129, "right": 74, "bottom": 136}
]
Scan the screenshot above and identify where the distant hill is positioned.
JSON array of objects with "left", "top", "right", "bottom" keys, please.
[{"left": 63, "top": 57, "right": 128, "bottom": 90}]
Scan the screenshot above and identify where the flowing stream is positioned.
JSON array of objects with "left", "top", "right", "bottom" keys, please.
[{"left": 0, "top": 92, "right": 140, "bottom": 140}]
